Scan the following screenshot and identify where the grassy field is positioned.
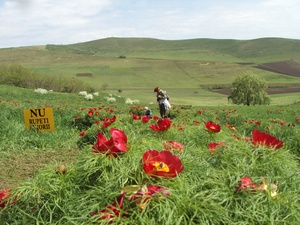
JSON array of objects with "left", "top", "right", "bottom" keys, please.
[
  {"left": 0, "top": 84, "right": 300, "bottom": 224},
  {"left": 1, "top": 37, "right": 300, "bottom": 107}
]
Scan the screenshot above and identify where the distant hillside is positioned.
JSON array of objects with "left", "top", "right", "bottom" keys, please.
[
  {"left": 1, "top": 37, "right": 300, "bottom": 104},
  {"left": 46, "top": 37, "right": 300, "bottom": 63}
]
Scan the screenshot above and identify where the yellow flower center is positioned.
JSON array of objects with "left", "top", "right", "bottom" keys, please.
[{"left": 152, "top": 162, "right": 170, "bottom": 172}]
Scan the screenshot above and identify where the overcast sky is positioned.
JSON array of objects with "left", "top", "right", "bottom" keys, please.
[{"left": 0, "top": 0, "right": 299, "bottom": 48}]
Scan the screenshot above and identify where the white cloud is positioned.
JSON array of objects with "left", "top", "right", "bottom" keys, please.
[{"left": 0, "top": 0, "right": 299, "bottom": 47}]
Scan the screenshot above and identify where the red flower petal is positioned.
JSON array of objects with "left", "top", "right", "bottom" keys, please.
[
  {"left": 142, "top": 150, "right": 184, "bottom": 178},
  {"left": 208, "top": 142, "right": 225, "bottom": 154},
  {"left": 0, "top": 189, "right": 8, "bottom": 208},
  {"left": 79, "top": 130, "right": 86, "bottom": 136},
  {"left": 163, "top": 141, "right": 184, "bottom": 153},
  {"left": 132, "top": 114, "right": 141, "bottom": 120},
  {"left": 141, "top": 115, "right": 150, "bottom": 123},
  {"left": 90, "top": 192, "right": 127, "bottom": 222},
  {"left": 252, "top": 130, "right": 283, "bottom": 149},
  {"left": 236, "top": 176, "right": 258, "bottom": 192},
  {"left": 92, "top": 128, "right": 128, "bottom": 156},
  {"left": 110, "top": 128, "right": 128, "bottom": 153},
  {"left": 149, "top": 118, "right": 172, "bottom": 132},
  {"left": 204, "top": 121, "right": 221, "bottom": 133},
  {"left": 152, "top": 115, "right": 160, "bottom": 120}
]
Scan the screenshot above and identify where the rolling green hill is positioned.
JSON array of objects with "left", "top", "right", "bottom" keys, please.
[
  {"left": 1, "top": 37, "right": 300, "bottom": 106},
  {"left": 46, "top": 37, "right": 300, "bottom": 62}
]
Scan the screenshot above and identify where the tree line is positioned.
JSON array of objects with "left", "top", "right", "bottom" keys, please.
[{"left": 0, "top": 64, "right": 94, "bottom": 93}]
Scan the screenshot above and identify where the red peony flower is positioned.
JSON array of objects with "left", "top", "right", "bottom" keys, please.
[
  {"left": 0, "top": 189, "right": 8, "bottom": 208},
  {"left": 141, "top": 115, "right": 150, "bottom": 123},
  {"left": 101, "top": 115, "right": 116, "bottom": 128},
  {"left": 90, "top": 192, "right": 127, "bottom": 223},
  {"left": 208, "top": 142, "right": 225, "bottom": 154},
  {"left": 142, "top": 150, "right": 184, "bottom": 178},
  {"left": 279, "top": 121, "right": 286, "bottom": 125},
  {"left": 235, "top": 177, "right": 278, "bottom": 195},
  {"left": 79, "top": 130, "right": 86, "bottom": 137},
  {"left": 106, "top": 109, "right": 114, "bottom": 113},
  {"left": 163, "top": 141, "right": 184, "bottom": 153},
  {"left": 132, "top": 114, "right": 141, "bottom": 120},
  {"left": 101, "top": 121, "right": 111, "bottom": 128},
  {"left": 127, "top": 184, "right": 170, "bottom": 209},
  {"left": 149, "top": 118, "right": 172, "bottom": 132},
  {"left": 88, "top": 110, "right": 94, "bottom": 117},
  {"left": 251, "top": 130, "right": 283, "bottom": 149},
  {"left": 204, "top": 121, "right": 221, "bottom": 133},
  {"left": 92, "top": 128, "right": 128, "bottom": 157},
  {"left": 109, "top": 115, "right": 116, "bottom": 123},
  {"left": 152, "top": 115, "right": 160, "bottom": 120},
  {"left": 235, "top": 176, "right": 258, "bottom": 192}
]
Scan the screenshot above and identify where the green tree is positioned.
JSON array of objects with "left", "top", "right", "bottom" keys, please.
[{"left": 230, "top": 73, "right": 270, "bottom": 106}]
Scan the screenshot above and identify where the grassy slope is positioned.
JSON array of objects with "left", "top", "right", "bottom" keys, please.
[
  {"left": 46, "top": 37, "right": 300, "bottom": 62},
  {"left": 0, "top": 85, "right": 213, "bottom": 188},
  {"left": 0, "top": 85, "right": 112, "bottom": 188},
  {"left": 1, "top": 84, "right": 300, "bottom": 224},
  {"left": 1, "top": 38, "right": 300, "bottom": 106}
]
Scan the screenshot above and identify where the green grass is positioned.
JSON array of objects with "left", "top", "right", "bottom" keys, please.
[
  {"left": 45, "top": 37, "right": 300, "bottom": 62},
  {"left": 0, "top": 85, "right": 300, "bottom": 224}
]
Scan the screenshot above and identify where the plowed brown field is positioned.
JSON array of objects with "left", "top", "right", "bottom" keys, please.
[{"left": 255, "top": 60, "right": 300, "bottom": 77}]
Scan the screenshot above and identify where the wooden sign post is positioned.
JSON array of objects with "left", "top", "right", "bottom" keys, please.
[{"left": 24, "top": 108, "right": 55, "bottom": 132}]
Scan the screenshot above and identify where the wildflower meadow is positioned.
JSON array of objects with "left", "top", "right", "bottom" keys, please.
[{"left": 0, "top": 85, "right": 300, "bottom": 224}]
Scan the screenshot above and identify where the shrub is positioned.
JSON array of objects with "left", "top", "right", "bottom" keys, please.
[{"left": 0, "top": 64, "right": 94, "bottom": 93}]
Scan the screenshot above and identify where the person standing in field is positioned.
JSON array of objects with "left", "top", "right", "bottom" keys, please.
[{"left": 154, "top": 87, "right": 171, "bottom": 118}]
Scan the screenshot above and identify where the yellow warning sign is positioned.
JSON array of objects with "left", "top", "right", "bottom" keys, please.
[{"left": 24, "top": 108, "right": 55, "bottom": 132}]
